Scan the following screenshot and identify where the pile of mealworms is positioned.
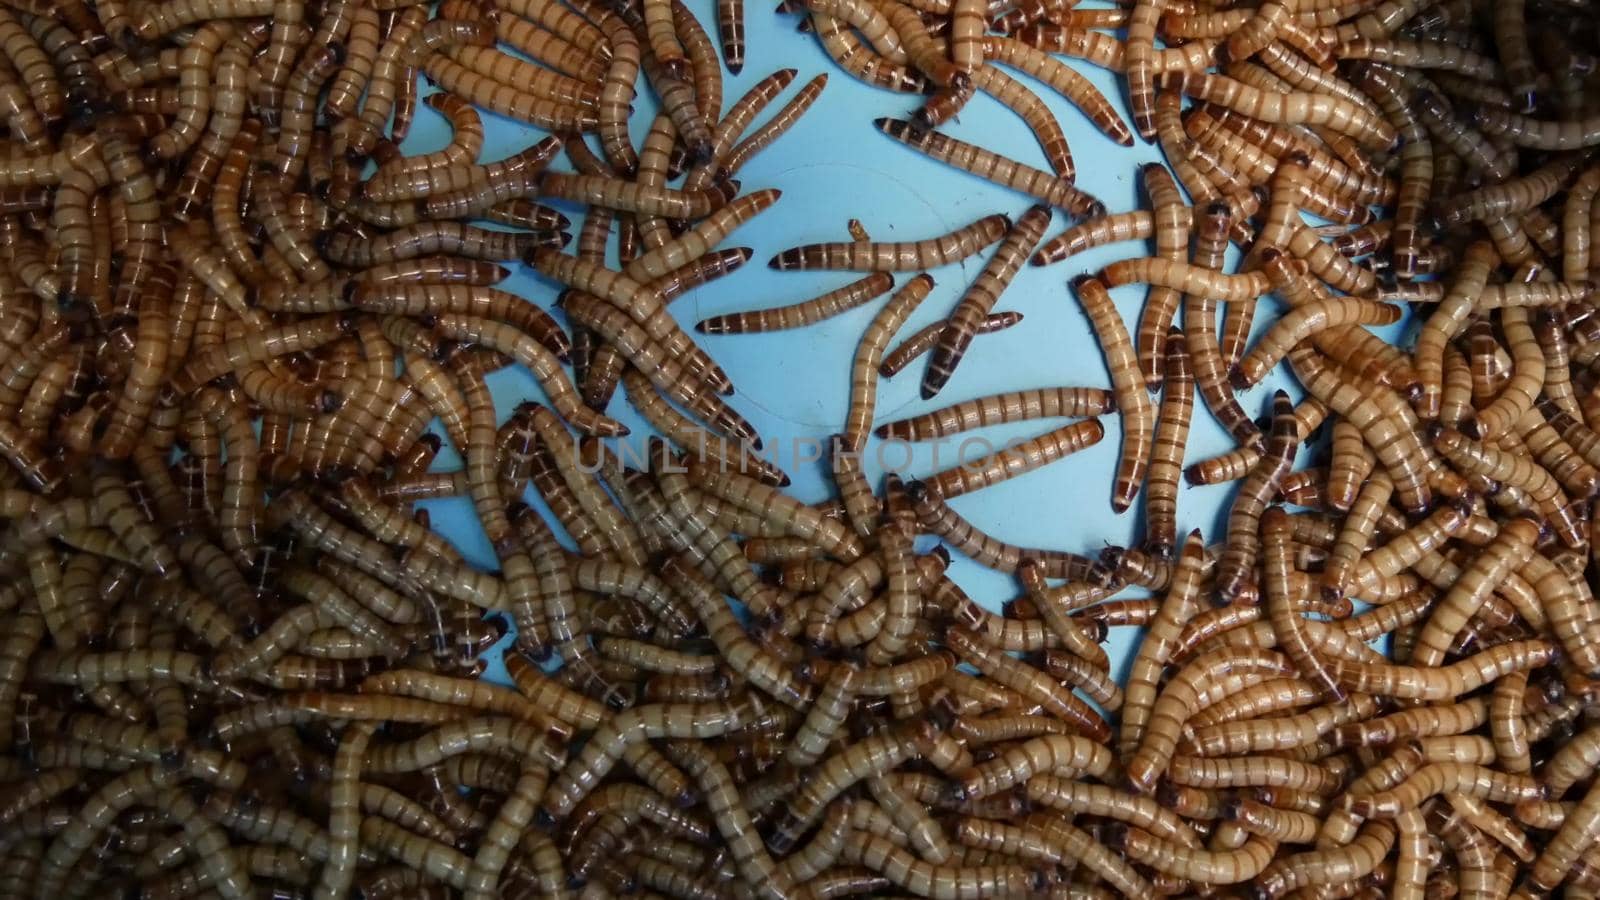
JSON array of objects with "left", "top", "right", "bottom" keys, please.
[{"left": 3, "top": 0, "right": 1600, "bottom": 897}]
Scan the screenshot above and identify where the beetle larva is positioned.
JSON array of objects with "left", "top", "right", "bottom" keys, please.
[
  {"left": 876, "top": 120, "right": 1105, "bottom": 218},
  {"left": 1074, "top": 275, "right": 1152, "bottom": 513},
  {"left": 922, "top": 204, "right": 1051, "bottom": 397},
  {"left": 696, "top": 272, "right": 894, "bottom": 335},
  {"left": 843, "top": 273, "right": 935, "bottom": 451}
]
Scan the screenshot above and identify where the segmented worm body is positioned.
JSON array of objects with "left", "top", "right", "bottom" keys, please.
[{"left": 771, "top": 213, "right": 1011, "bottom": 271}]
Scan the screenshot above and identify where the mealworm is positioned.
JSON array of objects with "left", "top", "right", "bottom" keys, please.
[
  {"left": 1464, "top": 307, "right": 1545, "bottom": 441},
  {"left": 1117, "top": 823, "right": 1280, "bottom": 884},
  {"left": 866, "top": 775, "right": 953, "bottom": 865},
  {"left": 537, "top": 700, "right": 743, "bottom": 823},
  {"left": 1436, "top": 153, "right": 1585, "bottom": 231},
  {"left": 842, "top": 825, "right": 1048, "bottom": 897},
  {"left": 919, "top": 82, "right": 979, "bottom": 135},
  {"left": 1027, "top": 777, "right": 1201, "bottom": 850},
  {"left": 1280, "top": 224, "right": 1397, "bottom": 317},
  {"left": 595, "top": 639, "right": 714, "bottom": 679},
  {"left": 919, "top": 417, "right": 1105, "bottom": 499},
  {"left": 531, "top": 249, "right": 729, "bottom": 395},
  {"left": 1124, "top": 0, "right": 1160, "bottom": 139},
  {"left": 525, "top": 404, "right": 646, "bottom": 566},
  {"left": 623, "top": 188, "right": 780, "bottom": 281},
  {"left": 982, "top": 37, "right": 1133, "bottom": 146},
  {"left": 1180, "top": 674, "right": 1322, "bottom": 734},
  {"left": 821, "top": 449, "right": 882, "bottom": 547},
  {"left": 1238, "top": 299, "right": 1400, "bottom": 396},
  {"left": 879, "top": 310, "right": 1024, "bottom": 378},
  {"left": 513, "top": 438, "right": 609, "bottom": 562},
  {"left": 1263, "top": 507, "right": 1345, "bottom": 703},
  {"left": 767, "top": 718, "right": 934, "bottom": 852},
  {"left": 569, "top": 553, "right": 695, "bottom": 636},
  {"left": 363, "top": 133, "right": 557, "bottom": 206},
  {"left": 872, "top": 0, "right": 963, "bottom": 84},
  {"left": 1432, "top": 427, "right": 1582, "bottom": 546},
  {"left": 621, "top": 372, "right": 785, "bottom": 488},
  {"left": 566, "top": 294, "right": 760, "bottom": 444},
  {"left": 843, "top": 273, "right": 934, "bottom": 450},
  {"left": 955, "top": 734, "right": 1114, "bottom": 801},
  {"left": 772, "top": 213, "right": 1008, "bottom": 271},
  {"left": 1103, "top": 256, "right": 1273, "bottom": 304},
  {"left": 1015, "top": 571, "right": 1110, "bottom": 666},
  {"left": 91, "top": 471, "right": 176, "bottom": 577},
  {"left": 549, "top": 156, "right": 741, "bottom": 213},
  {"left": 1170, "top": 753, "right": 1343, "bottom": 796},
  {"left": 862, "top": 509, "right": 918, "bottom": 665},
  {"left": 1101, "top": 542, "right": 1207, "bottom": 752},
  {"left": 1128, "top": 643, "right": 1298, "bottom": 792},
  {"left": 321, "top": 222, "right": 559, "bottom": 267},
  {"left": 662, "top": 555, "right": 810, "bottom": 707},
  {"left": 690, "top": 462, "right": 863, "bottom": 560},
  {"left": 947, "top": 0, "right": 985, "bottom": 70},
  {"left": 1290, "top": 347, "right": 1434, "bottom": 517},
  {"left": 1345, "top": 762, "right": 1544, "bottom": 818},
  {"left": 1330, "top": 635, "right": 1558, "bottom": 700},
  {"left": 876, "top": 120, "right": 1104, "bottom": 217},
  {"left": 311, "top": 720, "right": 378, "bottom": 900},
  {"left": 0, "top": 609, "right": 41, "bottom": 751},
  {"left": 875, "top": 385, "right": 1111, "bottom": 441},
  {"left": 1342, "top": 504, "right": 1470, "bottom": 605},
  {"left": 1129, "top": 168, "right": 1189, "bottom": 383},
  {"left": 1522, "top": 401, "right": 1596, "bottom": 497},
  {"left": 807, "top": 9, "right": 921, "bottom": 92},
  {"left": 448, "top": 43, "right": 599, "bottom": 108},
  {"left": 923, "top": 205, "right": 1051, "bottom": 396},
  {"left": 697, "top": 272, "right": 893, "bottom": 334},
  {"left": 945, "top": 627, "right": 1109, "bottom": 741},
  {"left": 1074, "top": 275, "right": 1152, "bottom": 512},
  {"left": 1143, "top": 331, "right": 1192, "bottom": 557},
  {"left": 802, "top": 552, "right": 883, "bottom": 645},
  {"left": 1022, "top": 655, "right": 1114, "bottom": 719},
  {"left": 1160, "top": 70, "right": 1396, "bottom": 147},
  {"left": 1016, "top": 24, "right": 1218, "bottom": 75},
  {"left": 422, "top": 54, "right": 597, "bottom": 131},
  {"left": 1411, "top": 91, "right": 1514, "bottom": 186},
  {"left": 1318, "top": 461, "right": 1395, "bottom": 602},
  {"left": 1315, "top": 419, "right": 1373, "bottom": 515},
  {"left": 949, "top": 714, "right": 1067, "bottom": 748},
  {"left": 653, "top": 247, "right": 754, "bottom": 303},
  {"left": 969, "top": 66, "right": 1073, "bottom": 177}
]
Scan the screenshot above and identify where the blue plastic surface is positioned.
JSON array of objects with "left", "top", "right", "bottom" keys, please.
[{"left": 399, "top": 0, "right": 1347, "bottom": 684}]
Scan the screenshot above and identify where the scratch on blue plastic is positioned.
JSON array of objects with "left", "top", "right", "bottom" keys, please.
[{"left": 396, "top": 0, "right": 1313, "bottom": 687}]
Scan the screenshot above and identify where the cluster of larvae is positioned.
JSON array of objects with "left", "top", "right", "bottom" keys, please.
[{"left": 6, "top": 0, "right": 1600, "bottom": 897}]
